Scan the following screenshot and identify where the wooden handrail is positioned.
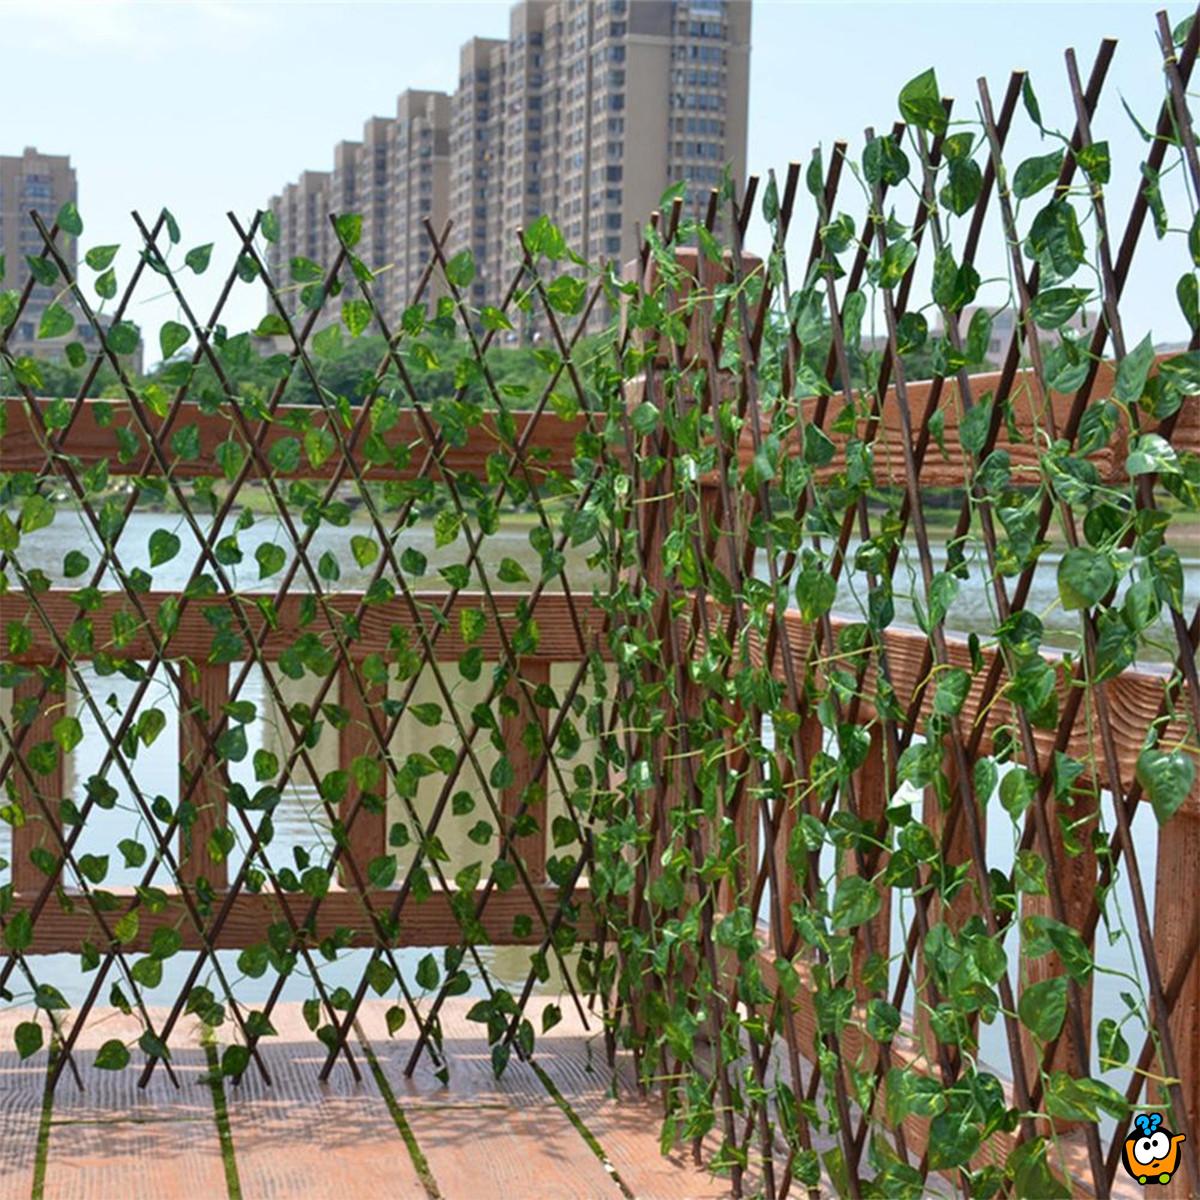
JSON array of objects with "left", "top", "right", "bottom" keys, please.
[{"left": 6, "top": 351, "right": 1196, "bottom": 488}]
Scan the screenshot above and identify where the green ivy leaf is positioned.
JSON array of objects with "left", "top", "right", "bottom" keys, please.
[
  {"left": 1178, "top": 275, "right": 1200, "bottom": 332},
  {"left": 5, "top": 911, "right": 32, "bottom": 953},
  {"left": 1056, "top": 547, "right": 1113, "bottom": 610},
  {"left": 37, "top": 304, "right": 74, "bottom": 340},
  {"left": 831, "top": 875, "right": 880, "bottom": 929},
  {"left": 1077, "top": 140, "right": 1110, "bottom": 184},
  {"left": 350, "top": 536, "right": 378, "bottom": 569},
  {"left": 52, "top": 716, "right": 83, "bottom": 753},
  {"left": 1044, "top": 1072, "right": 1128, "bottom": 1122},
  {"left": 897, "top": 67, "right": 946, "bottom": 135},
  {"left": 14, "top": 1021, "right": 43, "bottom": 1060},
  {"left": 57, "top": 201, "right": 83, "bottom": 237},
  {"left": 795, "top": 567, "right": 836, "bottom": 621},
  {"left": 328, "top": 212, "right": 358, "bottom": 249},
  {"left": 546, "top": 274, "right": 586, "bottom": 315},
  {"left": 1097, "top": 1018, "right": 1130, "bottom": 1070},
  {"left": 85, "top": 244, "right": 119, "bottom": 271},
  {"left": 21, "top": 494, "right": 55, "bottom": 534},
  {"left": 159, "top": 320, "right": 190, "bottom": 360},
  {"left": 367, "top": 854, "right": 397, "bottom": 889},
  {"left": 185, "top": 243, "right": 213, "bottom": 274},
  {"left": 290, "top": 256, "right": 322, "bottom": 283},
  {"left": 268, "top": 437, "right": 301, "bottom": 474},
  {"left": 94, "top": 1039, "right": 131, "bottom": 1071},
  {"left": 108, "top": 322, "right": 140, "bottom": 355},
  {"left": 1137, "top": 748, "right": 1196, "bottom": 824},
  {"left": 113, "top": 910, "right": 140, "bottom": 945},
  {"left": 136, "top": 709, "right": 166, "bottom": 748},
  {"left": 1127, "top": 432, "right": 1180, "bottom": 476},
  {"left": 1018, "top": 975, "right": 1067, "bottom": 1042},
  {"left": 1012, "top": 150, "right": 1063, "bottom": 199},
  {"left": 876, "top": 239, "right": 916, "bottom": 289},
  {"left": 446, "top": 249, "right": 476, "bottom": 289},
  {"left": 1029, "top": 286, "right": 1089, "bottom": 330},
  {"left": 932, "top": 667, "right": 970, "bottom": 718},
  {"left": 862, "top": 133, "right": 909, "bottom": 187},
  {"left": 303, "top": 426, "right": 336, "bottom": 469},
  {"left": 409, "top": 703, "right": 442, "bottom": 727},
  {"left": 63, "top": 550, "right": 89, "bottom": 578},
  {"left": 148, "top": 528, "right": 181, "bottom": 567},
  {"left": 497, "top": 557, "right": 530, "bottom": 584},
  {"left": 415, "top": 953, "right": 440, "bottom": 991},
  {"left": 1114, "top": 333, "right": 1156, "bottom": 406},
  {"left": 342, "top": 298, "right": 371, "bottom": 337},
  {"left": 927, "top": 1110, "right": 982, "bottom": 1170},
  {"left": 26, "top": 256, "right": 58, "bottom": 287},
  {"left": 1000, "top": 766, "right": 1036, "bottom": 819},
  {"left": 256, "top": 542, "right": 286, "bottom": 579}
]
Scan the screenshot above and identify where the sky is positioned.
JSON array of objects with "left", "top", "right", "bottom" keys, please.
[{"left": 2, "top": 0, "right": 1193, "bottom": 361}]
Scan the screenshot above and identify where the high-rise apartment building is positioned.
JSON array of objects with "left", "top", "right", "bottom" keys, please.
[
  {"left": 450, "top": 37, "right": 508, "bottom": 312},
  {"left": 1, "top": 147, "right": 78, "bottom": 359},
  {"left": 270, "top": 169, "right": 332, "bottom": 293},
  {"left": 1, "top": 147, "right": 143, "bottom": 375},
  {"left": 392, "top": 90, "right": 452, "bottom": 312},
  {"left": 266, "top": 0, "right": 751, "bottom": 333}
]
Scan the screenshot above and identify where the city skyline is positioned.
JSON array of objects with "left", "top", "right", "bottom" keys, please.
[
  {"left": 0, "top": 2, "right": 1190, "bottom": 362},
  {"left": 264, "top": 0, "right": 751, "bottom": 331},
  {"left": 0, "top": 147, "right": 79, "bottom": 360}
]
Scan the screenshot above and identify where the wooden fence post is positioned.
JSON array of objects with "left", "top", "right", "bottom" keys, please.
[
  {"left": 1153, "top": 798, "right": 1200, "bottom": 1198},
  {"left": 1019, "top": 787, "right": 1097, "bottom": 1109},
  {"left": 915, "top": 747, "right": 976, "bottom": 1060},
  {"left": 178, "top": 662, "right": 229, "bottom": 889},
  {"left": 10, "top": 668, "right": 63, "bottom": 893},
  {"left": 773, "top": 712, "right": 825, "bottom": 952},
  {"left": 337, "top": 660, "right": 386, "bottom": 888},
  {"left": 848, "top": 727, "right": 892, "bottom": 1003},
  {"left": 501, "top": 660, "right": 550, "bottom": 883}
]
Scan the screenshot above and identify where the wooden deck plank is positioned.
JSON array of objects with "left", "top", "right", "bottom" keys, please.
[
  {"left": 524, "top": 1000, "right": 732, "bottom": 1200},
  {"left": 218, "top": 1003, "right": 431, "bottom": 1200},
  {"left": 40, "top": 1009, "right": 227, "bottom": 1200},
  {"left": 0, "top": 1011, "right": 48, "bottom": 1200},
  {"left": 357, "top": 998, "right": 625, "bottom": 1200}
]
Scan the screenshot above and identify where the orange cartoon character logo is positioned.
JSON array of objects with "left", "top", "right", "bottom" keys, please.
[{"left": 1124, "top": 1113, "right": 1186, "bottom": 1186}]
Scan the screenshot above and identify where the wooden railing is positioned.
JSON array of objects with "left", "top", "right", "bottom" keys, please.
[
  {"left": 3, "top": 353, "right": 1197, "bottom": 1177},
  {"left": 0, "top": 594, "right": 603, "bottom": 953}
]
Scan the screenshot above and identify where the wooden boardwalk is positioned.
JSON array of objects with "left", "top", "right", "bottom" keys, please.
[{"left": 0, "top": 999, "right": 728, "bottom": 1200}]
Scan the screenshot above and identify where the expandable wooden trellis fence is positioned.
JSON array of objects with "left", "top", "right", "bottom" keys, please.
[{"left": 2, "top": 6, "right": 1200, "bottom": 1199}]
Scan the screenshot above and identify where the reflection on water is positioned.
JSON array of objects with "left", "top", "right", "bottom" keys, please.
[
  {"left": 757, "top": 536, "right": 1199, "bottom": 666},
  {"left": 17, "top": 507, "right": 1199, "bottom": 659},
  {"left": 16, "top": 506, "right": 595, "bottom": 594}
]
